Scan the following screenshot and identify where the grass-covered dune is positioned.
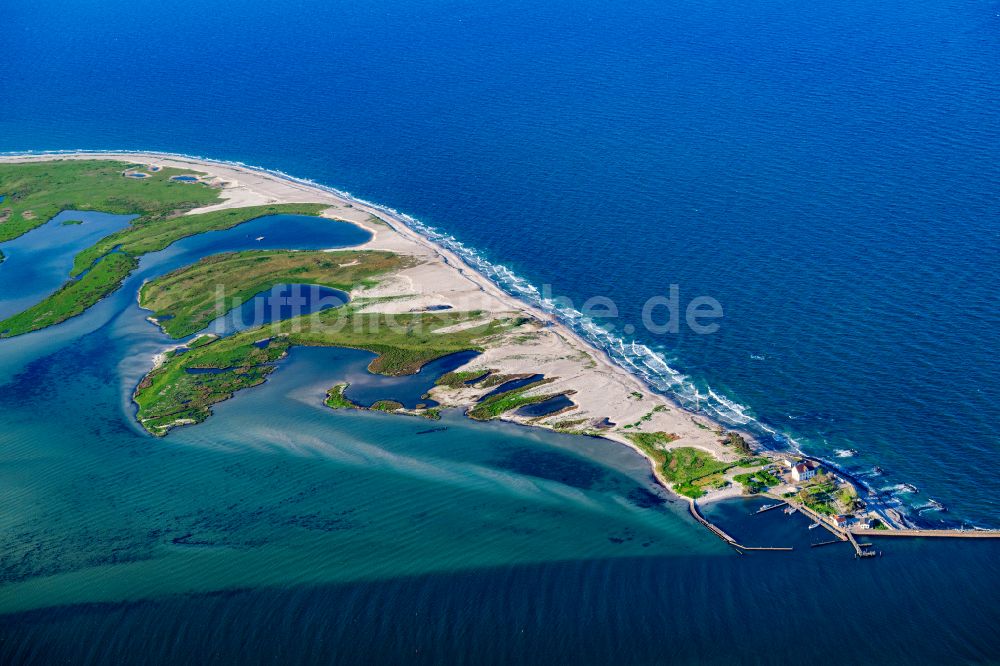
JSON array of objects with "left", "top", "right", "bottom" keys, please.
[
  {"left": 0, "top": 160, "right": 220, "bottom": 243},
  {"left": 134, "top": 308, "right": 522, "bottom": 436},
  {"left": 139, "top": 250, "right": 417, "bottom": 338}
]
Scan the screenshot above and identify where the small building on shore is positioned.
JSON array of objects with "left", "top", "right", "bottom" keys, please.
[
  {"left": 832, "top": 514, "right": 855, "bottom": 528},
  {"left": 791, "top": 461, "right": 818, "bottom": 482}
]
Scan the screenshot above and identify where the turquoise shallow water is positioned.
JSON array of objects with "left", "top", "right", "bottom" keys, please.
[
  {"left": 1, "top": 212, "right": 999, "bottom": 663},
  {"left": 0, "top": 211, "right": 136, "bottom": 320}
]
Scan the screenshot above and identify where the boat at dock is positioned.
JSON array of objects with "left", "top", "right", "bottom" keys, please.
[{"left": 753, "top": 501, "right": 786, "bottom": 515}]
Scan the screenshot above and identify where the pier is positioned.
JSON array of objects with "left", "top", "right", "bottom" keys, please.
[
  {"left": 795, "top": 503, "right": 845, "bottom": 539},
  {"left": 845, "top": 530, "right": 878, "bottom": 557},
  {"left": 688, "top": 500, "right": 793, "bottom": 553},
  {"left": 753, "top": 501, "right": 787, "bottom": 515},
  {"left": 694, "top": 490, "right": 999, "bottom": 560},
  {"left": 849, "top": 528, "right": 1000, "bottom": 539},
  {"left": 810, "top": 539, "right": 843, "bottom": 548}
]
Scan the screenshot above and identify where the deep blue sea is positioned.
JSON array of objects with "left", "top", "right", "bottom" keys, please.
[{"left": 2, "top": 0, "right": 999, "bottom": 663}]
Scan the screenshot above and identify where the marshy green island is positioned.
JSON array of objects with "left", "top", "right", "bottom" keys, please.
[{"left": 1, "top": 152, "right": 995, "bottom": 556}]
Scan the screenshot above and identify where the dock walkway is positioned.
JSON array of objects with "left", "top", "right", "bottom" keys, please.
[
  {"left": 688, "top": 500, "right": 792, "bottom": 553},
  {"left": 754, "top": 501, "right": 787, "bottom": 515},
  {"left": 849, "top": 528, "right": 1000, "bottom": 539}
]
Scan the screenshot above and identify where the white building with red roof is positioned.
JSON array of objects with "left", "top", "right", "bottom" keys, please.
[{"left": 790, "top": 461, "right": 818, "bottom": 482}]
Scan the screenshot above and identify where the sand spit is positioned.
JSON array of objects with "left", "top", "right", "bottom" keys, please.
[{"left": 0, "top": 151, "right": 750, "bottom": 489}]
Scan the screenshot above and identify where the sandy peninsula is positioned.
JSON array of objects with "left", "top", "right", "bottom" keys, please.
[{"left": 0, "top": 151, "right": 747, "bottom": 493}]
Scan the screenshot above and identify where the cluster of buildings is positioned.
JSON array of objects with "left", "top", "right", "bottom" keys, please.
[
  {"left": 775, "top": 456, "right": 877, "bottom": 529},
  {"left": 779, "top": 457, "right": 819, "bottom": 482}
]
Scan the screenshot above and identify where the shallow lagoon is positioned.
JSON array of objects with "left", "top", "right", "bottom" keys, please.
[
  {"left": 0, "top": 210, "right": 136, "bottom": 319},
  {"left": 193, "top": 283, "right": 349, "bottom": 338},
  {"left": 288, "top": 347, "right": 481, "bottom": 409}
]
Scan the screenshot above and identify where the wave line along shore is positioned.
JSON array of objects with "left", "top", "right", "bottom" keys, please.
[{"left": 0, "top": 150, "right": 906, "bottom": 523}]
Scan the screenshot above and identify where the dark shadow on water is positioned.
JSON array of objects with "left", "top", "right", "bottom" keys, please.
[
  {"left": 3, "top": 542, "right": 999, "bottom": 666},
  {"left": 478, "top": 374, "right": 545, "bottom": 402},
  {"left": 194, "top": 283, "right": 349, "bottom": 338},
  {"left": 491, "top": 447, "right": 606, "bottom": 490},
  {"left": 258, "top": 346, "right": 482, "bottom": 410},
  {"left": 342, "top": 349, "right": 481, "bottom": 409}
]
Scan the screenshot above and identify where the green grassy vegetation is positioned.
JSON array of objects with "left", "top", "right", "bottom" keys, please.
[
  {"left": 837, "top": 487, "right": 863, "bottom": 512},
  {"left": 663, "top": 448, "right": 737, "bottom": 498},
  {"left": 621, "top": 404, "right": 666, "bottom": 429},
  {"left": 733, "top": 468, "right": 782, "bottom": 494},
  {"left": 466, "top": 379, "right": 558, "bottom": 421},
  {"left": 0, "top": 160, "right": 333, "bottom": 338},
  {"left": 325, "top": 385, "right": 441, "bottom": 419},
  {"left": 134, "top": 307, "right": 519, "bottom": 435},
  {"left": 735, "top": 456, "right": 771, "bottom": 467},
  {"left": 324, "top": 383, "right": 358, "bottom": 409},
  {"left": 187, "top": 333, "right": 218, "bottom": 349},
  {"left": 270, "top": 309, "right": 519, "bottom": 375},
  {"left": 0, "top": 252, "right": 139, "bottom": 337},
  {"left": 0, "top": 203, "right": 329, "bottom": 338},
  {"left": 623, "top": 431, "right": 679, "bottom": 450},
  {"left": 139, "top": 249, "right": 415, "bottom": 338},
  {"left": 134, "top": 335, "right": 287, "bottom": 436},
  {"left": 625, "top": 434, "right": 733, "bottom": 498},
  {"left": 435, "top": 369, "right": 491, "bottom": 388},
  {"left": 797, "top": 475, "right": 838, "bottom": 515},
  {"left": 696, "top": 475, "right": 731, "bottom": 492},
  {"left": 629, "top": 391, "right": 644, "bottom": 400},
  {"left": 0, "top": 160, "right": 220, "bottom": 243}
]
